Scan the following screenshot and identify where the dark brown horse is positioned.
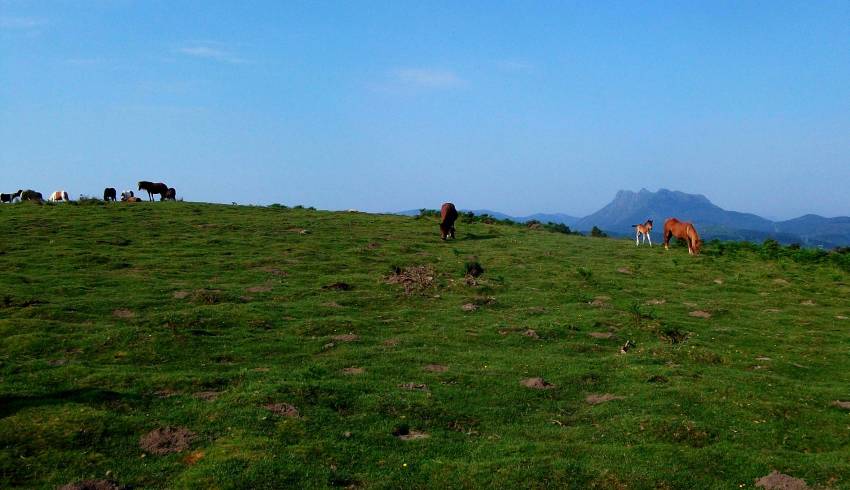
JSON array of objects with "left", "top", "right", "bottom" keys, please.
[
  {"left": 138, "top": 181, "right": 168, "bottom": 201},
  {"left": 440, "top": 202, "right": 458, "bottom": 240},
  {"left": 164, "top": 187, "right": 177, "bottom": 200},
  {"left": 663, "top": 218, "right": 702, "bottom": 255},
  {"left": 103, "top": 187, "right": 117, "bottom": 202},
  {"left": 20, "top": 190, "right": 43, "bottom": 202}
]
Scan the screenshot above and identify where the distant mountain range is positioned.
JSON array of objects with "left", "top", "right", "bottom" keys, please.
[{"left": 397, "top": 189, "right": 850, "bottom": 248}]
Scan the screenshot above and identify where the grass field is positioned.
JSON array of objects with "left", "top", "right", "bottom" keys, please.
[{"left": 1, "top": 202, "right": 848, "bottom": 489}]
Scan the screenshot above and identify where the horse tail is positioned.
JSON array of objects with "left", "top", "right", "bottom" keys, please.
[{"left": 631, "top": 224, "right": 638, "bottom": 227}]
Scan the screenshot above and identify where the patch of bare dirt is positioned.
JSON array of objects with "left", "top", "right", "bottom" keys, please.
[
  {"left": 342, "top": 367, "right": 364, "bottom": 375},
  {"left": 193, "top": 391, "right": 221, "bottom": 401},
  {"left": 689, "top": 310, "right": 712, "bottom": 319},
  {"left": 522, "top": 329, "right": 540, "bottom": 339},
  {"left": 382, "top": 338, "right": 400, "bottom": 347},
  {"left": 112, "top": 309, "right": 134, "bottom": 319},
  {"left": 332, "top": 333, "right": 359, "bottom": 342},
  {"left": 366, "top": 242, "right": 381, "bottom": 249},
  {"left": 393, "top": 427, "right": 429, "bottom": 440},
  {"left": 322, "top": 282, "right": 352, "bottom": 291},
  {"left": 754, "top": 471, "right": 808, "bottom": 490},
  {"left": 386, "top": 265, "right": 436, "bottom": 294},
  {"left": 399, "top": 382, "right": 429, "bottom": 391},
  {"left": 646, "top": 299, "right": 666, "bottom": 305},
  {"left": 585, "top": 393, "right": 624, "bottom": 405},
  {"left": 59, "top": 480, "right": 124, "bottom": 490},
  {"left": 260, "top": 267, "right": 288, "bottom": 277},
  {"left": 139, "top": 427, "right": 196, "bottom": 455},
  {"left": 246, "top": 285, "right": 272, "bottom": 293},
  {"left": 423, "top": 364, "right": 448, "bottom": 373},
  {"left": 154, "top": 389, "right": 179, "bottom": 398},
  {"left": 461, "top": 303, "right": 478, "bottom": 312},
  {"left": 191, "top": 289, "right": 224, "bottom": 304},
  {"left": 617, "top": 267, "right": 633, "bottom": 275},
  {"left": 764, "top": 308, "right": 781, "bottom": 313},
  {"left": 832, "top": 400, "right": 850, "bottom": 410},
  {"left": 48, "top": 359, "right": 67, "bottom": 366},
  {"left": 836, "top": 315, "right": 848, "bottom": 320},
  {"left": 173, "top": 290, "right": 190, "bottom": 299},
  {"left": 590, "top": 296, "right": 610, "bottom": 307},
  {"left": 239, "top": 295, "right": 254, "bottom": 302},
  {"left": 521, "top": 377, "right": 555, "bottom": 389},
  {"left": 252, "top": 367, "right": 270, "bottom": 372},
  {"left": 322, "top": 301, "right": 343, "bottom": 308},
  {"left": 528, "top": 306, "right": 546, "bottom": 314},
  {"left": 800, "top": 300, "right": 816, "bottom": 306},
  {"left": 772, "top": 278, "right": 790, "bottom": 286},
  {"left": 182, "top": 450, "right": 205, "bottom": 466},
  {"left": 588, "top": 332, "right": 614, "bottom": 339},
  {"left": 263, "top": 402, "right": 300, "bottom": 417},
  {"left": 683, "top": 301, "right": 698, "bottom": 307},
  {"left": 713, "top": 278, "right": 724, "bottom": 284},
  {"left": 756, "top": 357, "right": 772, "bottom": 361}
]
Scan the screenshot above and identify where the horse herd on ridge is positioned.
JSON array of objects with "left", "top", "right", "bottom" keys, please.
[{"left": 1, "top": 181, "right": 177, "bottom": 205}]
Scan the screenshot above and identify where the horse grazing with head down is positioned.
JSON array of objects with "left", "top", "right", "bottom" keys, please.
[
  {"left": 164, "top": 187, "right": 177, "bottom": 200},
  {"left": 138, "top": 181, "right": 169, "bottom": 201},
  {"left": 103, "top": 188, "right": 117, "bottom": 202},
  {"left": 48, "top": 190, "right": 70, "bottom": 202},
  {"left": 439, "top": 202, "right": 458, "bottom": 240},
  {"left": 20, "top": 190, "right": 44, "bottom": 202},
  {"left": 663, "top": 218, "right": 702, "bottom": 255}
]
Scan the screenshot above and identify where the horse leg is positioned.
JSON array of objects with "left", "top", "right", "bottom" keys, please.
[
  {"left": 647, "top": 233, "right": 652, "bottom": 247},
  {"left": 636, "top": 230, "right": 640, "bottom": 246},
  {"left": 664, "top": 231, "right": 670, "bottom": 250}
]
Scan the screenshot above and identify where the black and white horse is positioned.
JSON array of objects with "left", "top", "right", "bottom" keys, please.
[{"left": 1, "top": 190, "right": 22, "bottom": 203}]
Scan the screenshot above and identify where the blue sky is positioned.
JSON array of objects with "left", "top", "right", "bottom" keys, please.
[{"left": 2, "top": 1, "right": 849, "bottom": 219}]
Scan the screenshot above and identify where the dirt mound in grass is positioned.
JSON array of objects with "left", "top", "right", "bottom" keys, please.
[
  {"left": 689, "top": 310, "right": 712, "bottom": 318},
  {"left": 386, "top": 265, "right": 435, "bottom": 294},
  {"left": 399, "top": 382, "right": 429, "bottom": 391},
  {"left": 260, "top": 267, "right": 288, "bottom": 276},
  {"left": 461, "top": 303, "right": 478, "bottom": 312},
  {"left": 588, "top": 332, "right": 614, "bottom": 339},
  {"left": 112, "top": 309, "right": 134, "bottom": 319},
  {"left": 772, "top": 278, "right": 790, "bottom": 286},
  {"left": 393, "top": 426, "right": 429, "bottom": 440},
  {"left": 382, "top": 338, "right": 400, "bottom": 347},
  {"left": 590, "top": 296, "right": 610, "bottom": 307},
  {"left": 585, "top": 393, "right": 624, "bottom": 405},
  {"left": 332, "top": 333, "right": 359, "bottom": 342},
  {"left": 522, "top": 329, "right": 540, "bottom": 339},
  {"left": 646, "top": 299, "right": 666, "bottom": 305},
  {"left": 139, "top": 426, "right": 196, "bottom": 455},
  {"left": 521, "top": 378, "right": 555, "bottom": 389},
  {"left": 193, "top": 391, "right": 221, "bottom": 401},
  {"left": 754, "top": 471, "right": 808, "bottom": 489},
  {"left": 59, "top": 480, "right": 125, "bottom": 490},
  {"left": 263, "top": 402, "right": 300, "bottom": 417},
  {"left": 617, "top": 267, "right": 633, "bottom": 275},
  {"left": 246, "top": 285, "right": 272, "bottom": 293},
  {"left": 342, "top": 367, "right": 364, "bottom": 375},
  {"left": 423, "top": 364, "right": 448, "bottom": 372},
  {"left": 832, "top": 400, "right": 850, "bottom": 410},
  {"left": 800, "top": 300, "right": 816, "bottom": 306},
  {"left": 173, "top": 290, "right": 190, "bottom": 299}
]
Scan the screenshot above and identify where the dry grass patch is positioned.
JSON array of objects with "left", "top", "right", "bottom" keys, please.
[{"left": 386, "top": 265, "right": 436, "bottom": 294}]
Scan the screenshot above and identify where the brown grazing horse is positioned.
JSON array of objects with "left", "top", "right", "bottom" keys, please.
[
  {"left": 632, "top": 219, "right": 653, "bottom": 246},
  {"left": 440, "top": 202, "right": 458, "bottom": 240},
  {"left": 663, "top": 218, "right": 702, "bottom": 255},
  {"left": 138, "top": 181, "right": 169, "bottom": 201}
]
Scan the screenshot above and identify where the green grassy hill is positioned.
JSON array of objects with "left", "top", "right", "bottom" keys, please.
[{"left": 1, "top": 202, "right": 848, "bottom": 489}]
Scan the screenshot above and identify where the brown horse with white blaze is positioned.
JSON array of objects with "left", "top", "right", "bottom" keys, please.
[
  {"left": 440, "top": 202, "right": 458, "bottom": 240},
  {"left": 663, "top": 218, "right": 702, "bottom": 255}
]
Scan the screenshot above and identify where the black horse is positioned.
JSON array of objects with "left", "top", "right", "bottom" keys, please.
[
  {"left": 20, "top": 190, "right": 43, "bottom": 202},
  {"left": 164, "top": 188, "right": 177, "bottom": 200},
  {"left": 138, "top": 181, "right": 168, "bottom": 201},
  {"left": 1, "top": 190, "right": 22, "bottom": 203},
  {"left": 103, "top": 187, "right": 117, "bottom": 202}
]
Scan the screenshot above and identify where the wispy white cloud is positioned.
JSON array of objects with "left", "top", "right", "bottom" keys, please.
[
  {"left": 0, "top": 16, "right": 48, "bottom": 30},
  {"left": 391, "top": 68, "right": 466, "bottom": 89},
  {"left": 495, "top": 59, "right": 533, "bottom": 73},
  {"left": 175, "top": 42, "right": 248, "bottom": 64}
]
